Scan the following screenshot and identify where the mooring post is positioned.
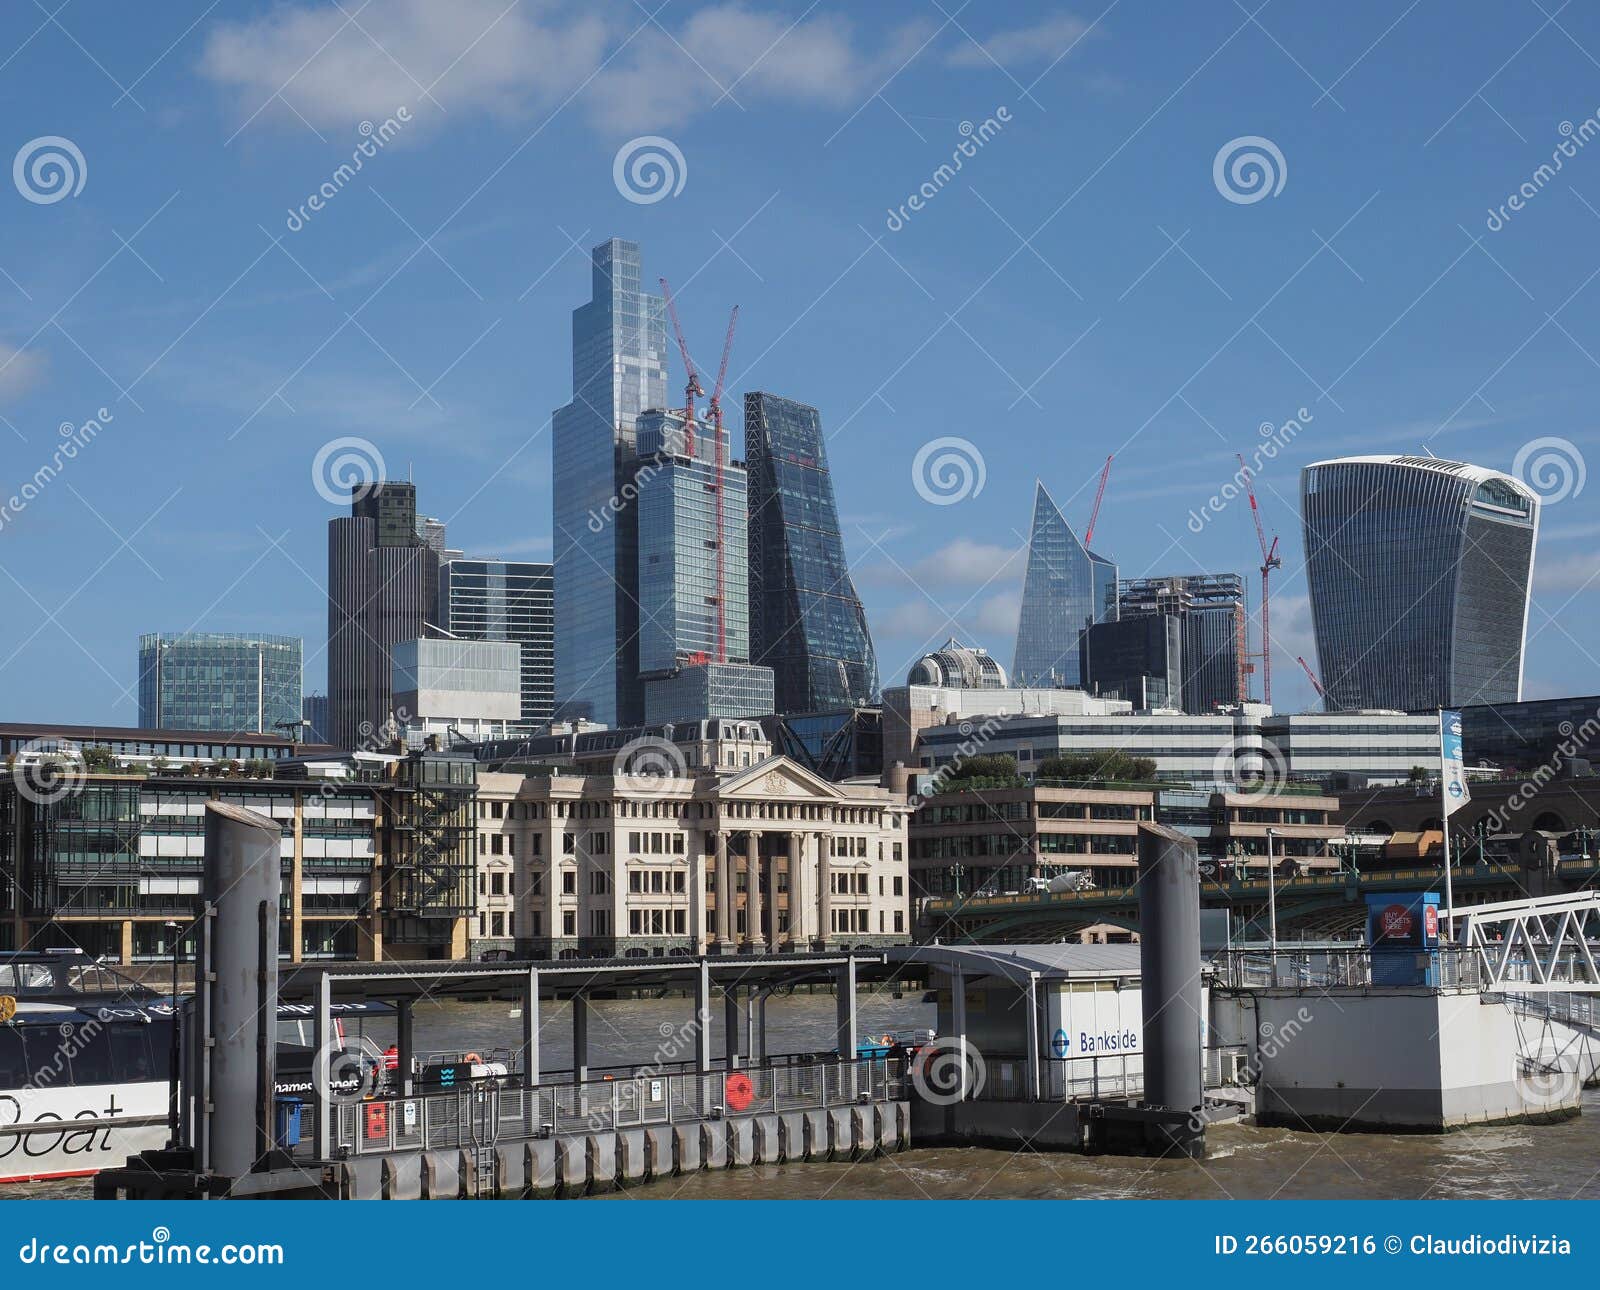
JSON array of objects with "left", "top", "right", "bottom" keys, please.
[
  {"left": 572, "top": 991, "right": 589, "bottom": 1081},
  {"left": 314, "top": 969, "right": 332, "bottom": 1161},
  {"left": 723, "top": 983, "right": 741, "bottom": 1071},
  {"left": 396, "top": 998, "right": 414, "bottom": 1097},
  {"left": 199, "top": 801, "right": 282, "bottom": 1183},
  {"left": 1137, "top": 821, "right": 1205, "bottom": 1159},
  {"left": 835, "top": 956, "right": 858, "bottom": 1098},
  {"left": 951, "top": 967, "right": 968, "bottom": 1101},
  {"left": 1025, "top": 971, "right": 1041, "bottom": 1100}
]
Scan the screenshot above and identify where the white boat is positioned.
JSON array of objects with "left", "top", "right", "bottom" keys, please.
[{"left": 0, "top": 952, "right": 171, "bottom": 1184}]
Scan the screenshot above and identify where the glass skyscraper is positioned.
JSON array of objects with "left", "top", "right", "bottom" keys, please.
[
  {"left": 439, "top": 558, "right": 555, "bottom": 724},
  {"left": 744, "top": 391, "right": 878, "bottom": 714},
  {"left": 1012, "top": 480, "right": 1117, "bottom": 687},
  {"left": 551, "top": 238, "right": 667, "bottom": 727},
  {"left": 137, "top": 632, "right": 302, "bottom": 734},
  {"left": 1302, "top": 455, "right": 1539, "bottom": 711}
]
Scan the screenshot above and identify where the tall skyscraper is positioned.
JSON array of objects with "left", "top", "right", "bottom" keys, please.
[
  {"left": 137, "top": 632, "right": 302, "bottom": 734},
  {"left": 1012, "top": 480, "right": 1117, "bottom": 687},
  {"left": 1302, "top": 455, "right": 1539, "bottom": 711},
  {"left": 634, "top": 408, "right": 775, "bottom": 722},
  {"left": 328, "top": 481, "right": 439, "bottom": 749},
  {"left": 439, "top": 558, "right": 555, "bottom": 724},
  {"left": 551, "top": 238, "right": 667, "bottom": 727},
  {"left": 1115, "top": 574, "right": 1248, "bottom": 713},
  {"left": 744, "top": 391, "right": 878, "bottom": 714}
]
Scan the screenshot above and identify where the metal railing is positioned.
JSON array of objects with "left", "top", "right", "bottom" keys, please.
[
  {"left": 1212, "top": 946, "right": 1484, "bottom": 990},
  {"left": 966, "top": 1044, "right": 1250, "bottom": 1104},
  {"left": 327, "top": 1056, "right": 904, "bottom": 1157}
]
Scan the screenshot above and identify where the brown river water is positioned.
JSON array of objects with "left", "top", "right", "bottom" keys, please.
[{"left": 13, "top": 995, "right": 1600, "bottom": 1201}]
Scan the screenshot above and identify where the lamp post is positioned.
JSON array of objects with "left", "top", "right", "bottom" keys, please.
[{"left": 165, "top": 919, "right": 181, "bottom": 1147}]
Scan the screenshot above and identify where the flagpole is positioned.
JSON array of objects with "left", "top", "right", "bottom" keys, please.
[{"left": 1439, "top": 707, "right": 1454, "bottom": 941}]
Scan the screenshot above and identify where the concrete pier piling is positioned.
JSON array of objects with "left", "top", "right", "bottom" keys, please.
[
  {"left": 198, "top": 800, "right": 285, "bottom": 1182},
  {"left": 1135, "top": 821, "right": 1206, "bottom": 1158}
]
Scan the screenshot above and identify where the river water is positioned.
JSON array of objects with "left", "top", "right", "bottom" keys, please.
[{"left": 16, "top": 995, "right": 1600, "bottom": 1201}]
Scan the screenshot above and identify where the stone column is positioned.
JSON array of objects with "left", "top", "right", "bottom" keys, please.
[
  {"left": 786, "top": 832, "right": 806, "bottom": 946},
  {"left": 745, "top": 831, "right": 765, "bottom": 950},
  {"left": 714, "top": 830, "right": 732, "bottom": 951},
  {"left": 816, "top": 831, "right": 832, "bottom": 949},
  {"left": 767, "top": 835, "right": 783, "bottom": 948}
]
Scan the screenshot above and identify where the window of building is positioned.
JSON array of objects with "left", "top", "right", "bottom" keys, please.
[{"left": 562, "top": 911, "right": 575, "bottom": 936}]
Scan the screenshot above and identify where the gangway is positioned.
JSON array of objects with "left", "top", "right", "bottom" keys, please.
[{"left": 1457, "top": 891, "right": 1600, "bottom": 993}]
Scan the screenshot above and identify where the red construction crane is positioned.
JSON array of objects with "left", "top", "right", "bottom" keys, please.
[
  {"left": 706, "top": 305, "right": 739, "bottom": 664},
  {"left": 659, "top": 277, "right": 702, "bottom": 457},
  {"left": 1297, "top": 656, "right": 1327, "bottom": 703},
  {"left": 1238, "top": 454, "right": 1283, "bottom": 706},
  {"left": 1083, "top": 455, "right": 1113, "bottom": 548}
]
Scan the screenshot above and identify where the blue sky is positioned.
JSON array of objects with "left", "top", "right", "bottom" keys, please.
[{"left": 2, "top": 0, "right": 1599, "bottom": 724}]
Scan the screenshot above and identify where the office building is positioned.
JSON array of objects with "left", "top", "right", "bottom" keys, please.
[
  {"left": 906, "top": 638, "right": 1008, "bottom": 689},
  {"left": 551, "top": 238, "right": 667, "bottom": 727},
  {"left": 393, "top": 638, "right": 523, "bottom": 724},
  {"left": 881, "top": 680, "right": 1133, "bottom": 771},
  {"left": 1013, "top": 480, "right": 1117, "bottom": 687},
  {"left": 0, "top": 745, "right": 475, "bottom": 962},
  {"left": 301, "top": 694, "right": 329, "bottom": 745},
  {"left": 1117, "top": 574, "right": 1248, "bottom": 712},
  {"left": 744, "top": 391, "right": 878, "bottom": 714},
  {"left": 472, "top": 754, "right": 909, "bottom": 957},
  {"left": 137, "top": 632, "right": 302, "bottom": 735},
  {"left": 1080, "top": 615, "right": 1184, "bottom": 710},
  {"left": 439, "top": 558, "right": 555, "bottom": 724},
  {"left": 1454, "top": 695, "right": 1600, "bottom": 771},
  {"left": 765, "top": 707, "right": 884, "bottom": 782},
  {"left": 1302, "top": 455, "right": 1539, "bottom": 711},
  {"left": 643, "top": 659, "right": 776, "bottom": 724},
  {"left": 328, "top": 481, "right": 440, "bottom": 750},
  {"left": 909, "top": 782, "right": 1340, "bottom": 898}
]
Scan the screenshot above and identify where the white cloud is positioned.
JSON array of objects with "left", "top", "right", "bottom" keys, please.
[
  {"left": 0, "top": 343, "right": 46, "bottom": 400},
  {"left": 200, "top": 0, "right": 609, "bottom": 132},
  {"left": 908, "top": 537, "right": 1023, "bottom": 587},
  {"left": 944, "top": 13, "right": 1093, "bottom": 68},
  {"left": 1534, "top": 551, "right": 1600, "bottom": 594},
  {"left": 199, "top": 0, "right": 937, "bottom": 136}
]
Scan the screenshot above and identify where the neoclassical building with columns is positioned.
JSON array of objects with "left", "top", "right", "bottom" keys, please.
[{"left": 472, "top": 756, "right": 911, "bottom": 958}]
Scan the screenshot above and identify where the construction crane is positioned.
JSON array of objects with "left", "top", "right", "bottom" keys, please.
[
  {"left": 1083, "top": 454, "right": 1113, "bottom": 548},
  {"left": 1296, "top": 656, "right": 1327, "bottom": 704},
  {"left": 706, "top": 305, "right": 740, "bottom": 664},
  {"left": 1237, "top": 454, "right": 1283, "bottom": 706},
  {"left": 659, "top": 277, "right": 702, "bottom": 457}
]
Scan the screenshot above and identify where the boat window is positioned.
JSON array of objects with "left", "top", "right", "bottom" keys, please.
[
  {"left": 0, "top": 1029, "right": 29, "bottom": 1085},
  {"left": 109, "top": 1022, "right": 158, "bottom": 1082},
  {"left": 64, "top": 1024, "right": 116, "bottom": 1085}
]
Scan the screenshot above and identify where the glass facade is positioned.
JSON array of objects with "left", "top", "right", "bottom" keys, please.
[
  {"left": 1114, "top": 574, "right": 1248, "bottom": 713},
  {"left": 439, "top": 558, "right": 554, "bottom": 723},
  {"left": 137, "top": 632, "right": 302, "bottom": 734},
  {"left": 636, "top": 409, "right": 750, "bottom": 673},
  {"left": 744, "top": 391, "right": 878, "bottom": 714},
  {"left": 1012, "top": 480, "right": 1117, "bottom": 687},
  {"left": 1302, "top": 456, "right": 1538, "bottom": 711},
  {"left": 642, "top": 661, "right": 776, "bottom": 724},
  {"left": 551, "top": 239, "right": 667, "bottom": 726}
]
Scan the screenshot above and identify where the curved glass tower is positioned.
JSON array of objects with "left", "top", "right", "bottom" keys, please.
[
  {"left": 1012, "top": 480, "right": 1117, "bottom": 687},
  {"left": 744, "top": 392, "right": 878, "bottom": 713},
  {"left": 1301, "top": 455, "right": 1539, "bottom": 711}
]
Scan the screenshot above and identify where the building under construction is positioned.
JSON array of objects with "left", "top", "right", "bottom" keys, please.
[{"left": 1084, "top": 574, "right": 1248, "bottom": 714}]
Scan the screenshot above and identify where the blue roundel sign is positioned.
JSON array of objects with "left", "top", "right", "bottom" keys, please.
[{"left": 1051, "top": 1028, "right": 1070, "bottom": 1058}]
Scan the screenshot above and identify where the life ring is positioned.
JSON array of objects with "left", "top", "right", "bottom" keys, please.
[
  {"left": 725, "top": 1071, "right": 754, "bottom": 1112},
  {"left": 463, "top": 1052, "right": 482, "bottom": 1065}
]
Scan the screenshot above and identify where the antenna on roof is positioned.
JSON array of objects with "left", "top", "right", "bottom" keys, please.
[{"left": 1420, "top": 446, "right": 1436, "bottom": 458}]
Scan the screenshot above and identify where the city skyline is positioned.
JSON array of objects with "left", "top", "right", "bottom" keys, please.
[{"left": 4, "top": 3, "right": 1600, "bottom": 727}]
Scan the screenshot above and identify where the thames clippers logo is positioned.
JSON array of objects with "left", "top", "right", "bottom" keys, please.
[{"left": 1379, "top": 904, "right": 1414, "bottom": 939}]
